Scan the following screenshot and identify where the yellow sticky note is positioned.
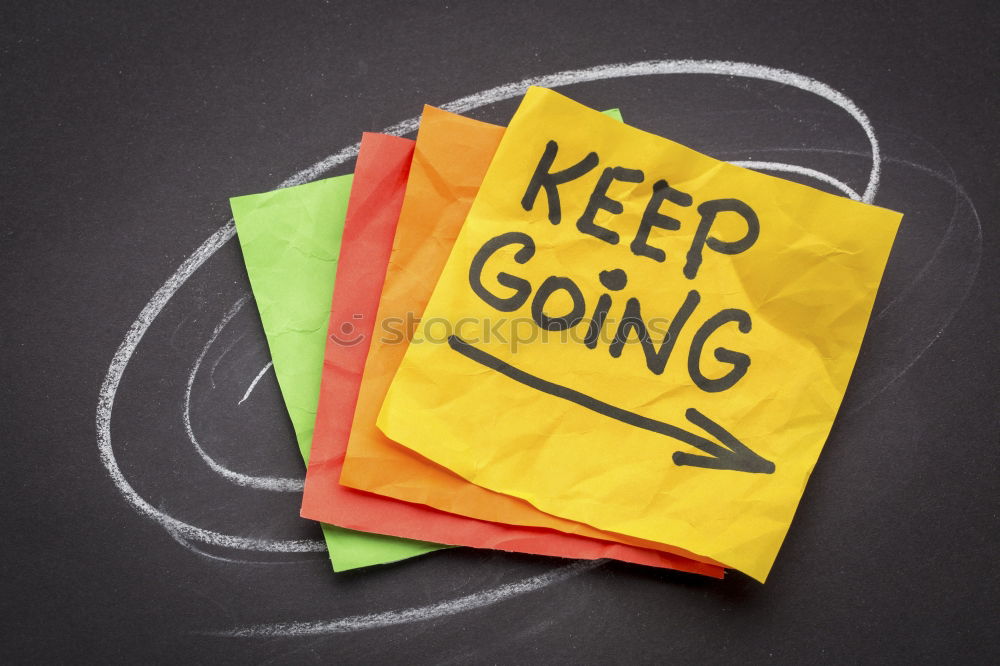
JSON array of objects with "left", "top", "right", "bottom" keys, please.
[{"left": 378, "top": 87, "right": 901, "bottom": 582}]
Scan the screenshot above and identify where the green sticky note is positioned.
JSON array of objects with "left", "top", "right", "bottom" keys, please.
[{"left": 231, "top": 175, "right": 440, "bottom": 571}]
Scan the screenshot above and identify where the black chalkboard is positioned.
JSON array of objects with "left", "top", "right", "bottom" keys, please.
[{"left": 3, "top": 1, "right": 998, "bottom": 662}]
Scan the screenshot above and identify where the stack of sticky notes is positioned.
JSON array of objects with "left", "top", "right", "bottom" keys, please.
[{"left": 230, "top": 87, "right": 901, "bottom": 582}]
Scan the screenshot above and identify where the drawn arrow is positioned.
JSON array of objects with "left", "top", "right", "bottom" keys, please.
[{"left": 448, "top": 335, "right": 775, "bottom": 474}]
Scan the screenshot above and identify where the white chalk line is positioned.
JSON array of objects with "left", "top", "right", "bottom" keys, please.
[
  {"left": 184, "top": 297, "right": 305, "bottom": 492},
  {"left": 730, "top": 161, "right": 861, "bottom": 200},
  {"left": 207, "top": 559, "right": 601, "bottom": 637},
  {"left": 94, "top": 60, "right": 880, "bottom": 619},
  {"left": 95, "top": 221, "right": 324, "bottom": 553},
  {"left": 165, "top": 525, "right": 322, "bottom": 566},
  {"left": 166, "top": 526, "right": 258, "bottom": 564},
  {"left": 239, "top": 361, "right": 274, "bottom": 406},
  {"left": 209, "top": 330, "right": 249, "bottom": 389},
  {"left": 825, "top": 152, "right": 981, "bottom": 413}
]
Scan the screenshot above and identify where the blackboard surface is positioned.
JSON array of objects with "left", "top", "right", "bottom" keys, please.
[{"left": 3, "top": 1, "right": 998, "bottom": 663}]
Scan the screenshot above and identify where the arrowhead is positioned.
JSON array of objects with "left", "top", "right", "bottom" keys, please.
[{"left": 671, "top": 408, "right": 775, "bottom": 474}]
